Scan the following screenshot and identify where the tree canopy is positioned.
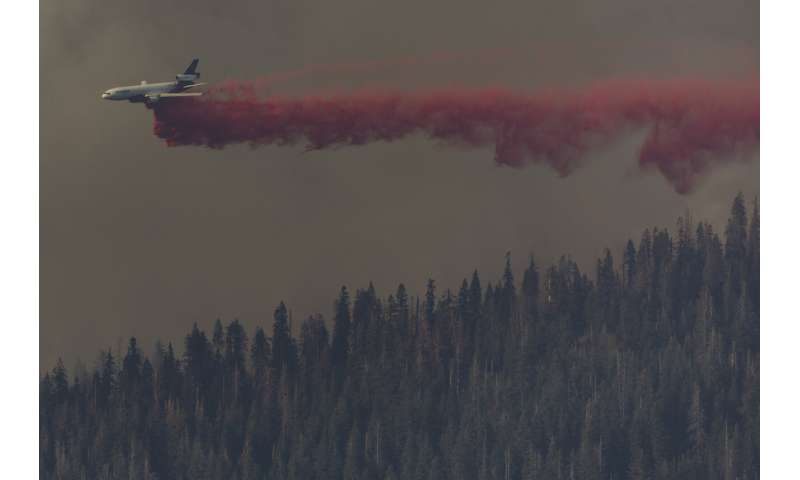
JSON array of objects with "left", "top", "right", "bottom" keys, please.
[{"left": 40, "top": 195, "right": 759, "bottom": 480}]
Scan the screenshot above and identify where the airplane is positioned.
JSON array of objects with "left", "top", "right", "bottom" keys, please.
[{"left": 101, "top": 59, "right": 205, "bottom": 105}]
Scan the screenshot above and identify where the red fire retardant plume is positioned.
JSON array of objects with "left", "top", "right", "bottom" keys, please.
[{"left": 152, "top": 79, "right": 758, "bottom": 193}]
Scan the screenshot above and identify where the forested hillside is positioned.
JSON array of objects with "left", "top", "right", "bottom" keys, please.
[{"left": 40, "top": 194, "right": 759, "bottom": 480}]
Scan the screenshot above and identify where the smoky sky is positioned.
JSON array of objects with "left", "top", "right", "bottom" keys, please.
[{"left": 40, "top": 0, "right": 759, "bottom": 371}]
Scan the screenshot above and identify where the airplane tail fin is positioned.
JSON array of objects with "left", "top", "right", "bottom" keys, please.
[
  {"left": 177, "top": 59, "right": 201, "bottom": 83},
  {"left": 184, "top": 59, "right": 199, "bottom": 75}
]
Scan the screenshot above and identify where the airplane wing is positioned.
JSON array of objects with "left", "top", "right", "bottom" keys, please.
[
  {"left": 181, "top": 83, "right": 206, "bottom": 90},
  {"left": 158, "top": 92, "right": 203, "bottom": 98},
  {"left": 145, "top": 92, "right": 203, "bottom": 105}
]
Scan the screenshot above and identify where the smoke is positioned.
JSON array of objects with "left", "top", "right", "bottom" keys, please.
[
  {"left": 152, "top": 78, "right": 758, "bottom": 193},
  {"left": 249, "top": 47, "right": 515, "bottom": 89}
]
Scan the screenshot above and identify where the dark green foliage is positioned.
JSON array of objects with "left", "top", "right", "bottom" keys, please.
[
  {"left": 40, "top": 195, "right": 759, "bottom": 480},
  {"left": 271, "top": 302, "right": 297, "bottom": 377},
  {"left": 331, "top": 287, "right": 352, "bottom": 368},
  {"left": 251, "top": 326, "right": 271, "bottom": 382}
]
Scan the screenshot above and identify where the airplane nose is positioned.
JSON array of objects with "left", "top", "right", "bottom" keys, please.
[{"left": 102, "top": 93, "right": 109, "bottom": 99}]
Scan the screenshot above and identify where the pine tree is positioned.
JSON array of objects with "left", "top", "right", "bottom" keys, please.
[
  {"left": 121, "top": 337, "right": 142, "bottom": 399},
  {"left": 501, "top": 253, "right": 516, "bottom": 322},
  {"left": 251, "top": 326, "right": 271, "bottom": 383},
  {"left": 99, "top": 349, "right": 117, "bottom": 409},
  {"left": 212, "top": 319, "right": 225, "bottom": 356},
  {"left": 140, "top": 358, "right": 155, "bottom": 407},
  {"left": 38, "top": 195, "right": 759, "bottom": 480},
  {"left": 745, "top": 196, "right": 760, "bottom": 352},
  {"left": 521, "top": 257, "right": 539, "bottom": 323},
  {"left": 272, "top": 302, "right": 293, "bottom": 374},
  {"left": 51, "top": 358, "right": 69, "bottom": 405},
  {"left": 332, "top": 287, "right": 352, "bottom": 370},
  {"left": 424, "top": 279, "right": 436, "bottom": 330},
  {"left": 623, "top": 240, "right": 637, "bottom": 291},
  {"left": 225, "top": 319, "right": 248, "bottom": 373},
  {"left": 184, "top": 323, "right": 210, "bottom": 384},
  {"left": 724, "top": 193, "right": 748, "bottom": 302}
]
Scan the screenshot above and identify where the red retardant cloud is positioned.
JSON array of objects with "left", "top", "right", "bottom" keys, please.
[{"left": 152, "top": 79, "right": 758, "bottom": 193}]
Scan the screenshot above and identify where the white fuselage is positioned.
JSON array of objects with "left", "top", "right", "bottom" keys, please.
[
  {"left": 101, "top": 81, "right": 181, "bottom": 102},
  {"left": 103, "top": 59, "right": 202, "bottom": 105}
]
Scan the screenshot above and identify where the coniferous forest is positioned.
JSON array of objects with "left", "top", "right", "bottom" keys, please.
[{"left": 40, "top": 194, "right": 759, "bottom": 480}]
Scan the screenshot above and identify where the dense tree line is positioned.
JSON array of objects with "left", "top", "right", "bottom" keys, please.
[{"left": 40, "top": 194, "right": 759, "bottom": 479}]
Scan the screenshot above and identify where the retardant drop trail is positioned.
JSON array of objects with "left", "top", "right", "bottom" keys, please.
[{"left": 152, "top": 79, "right": 759, "bottom": 194}]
